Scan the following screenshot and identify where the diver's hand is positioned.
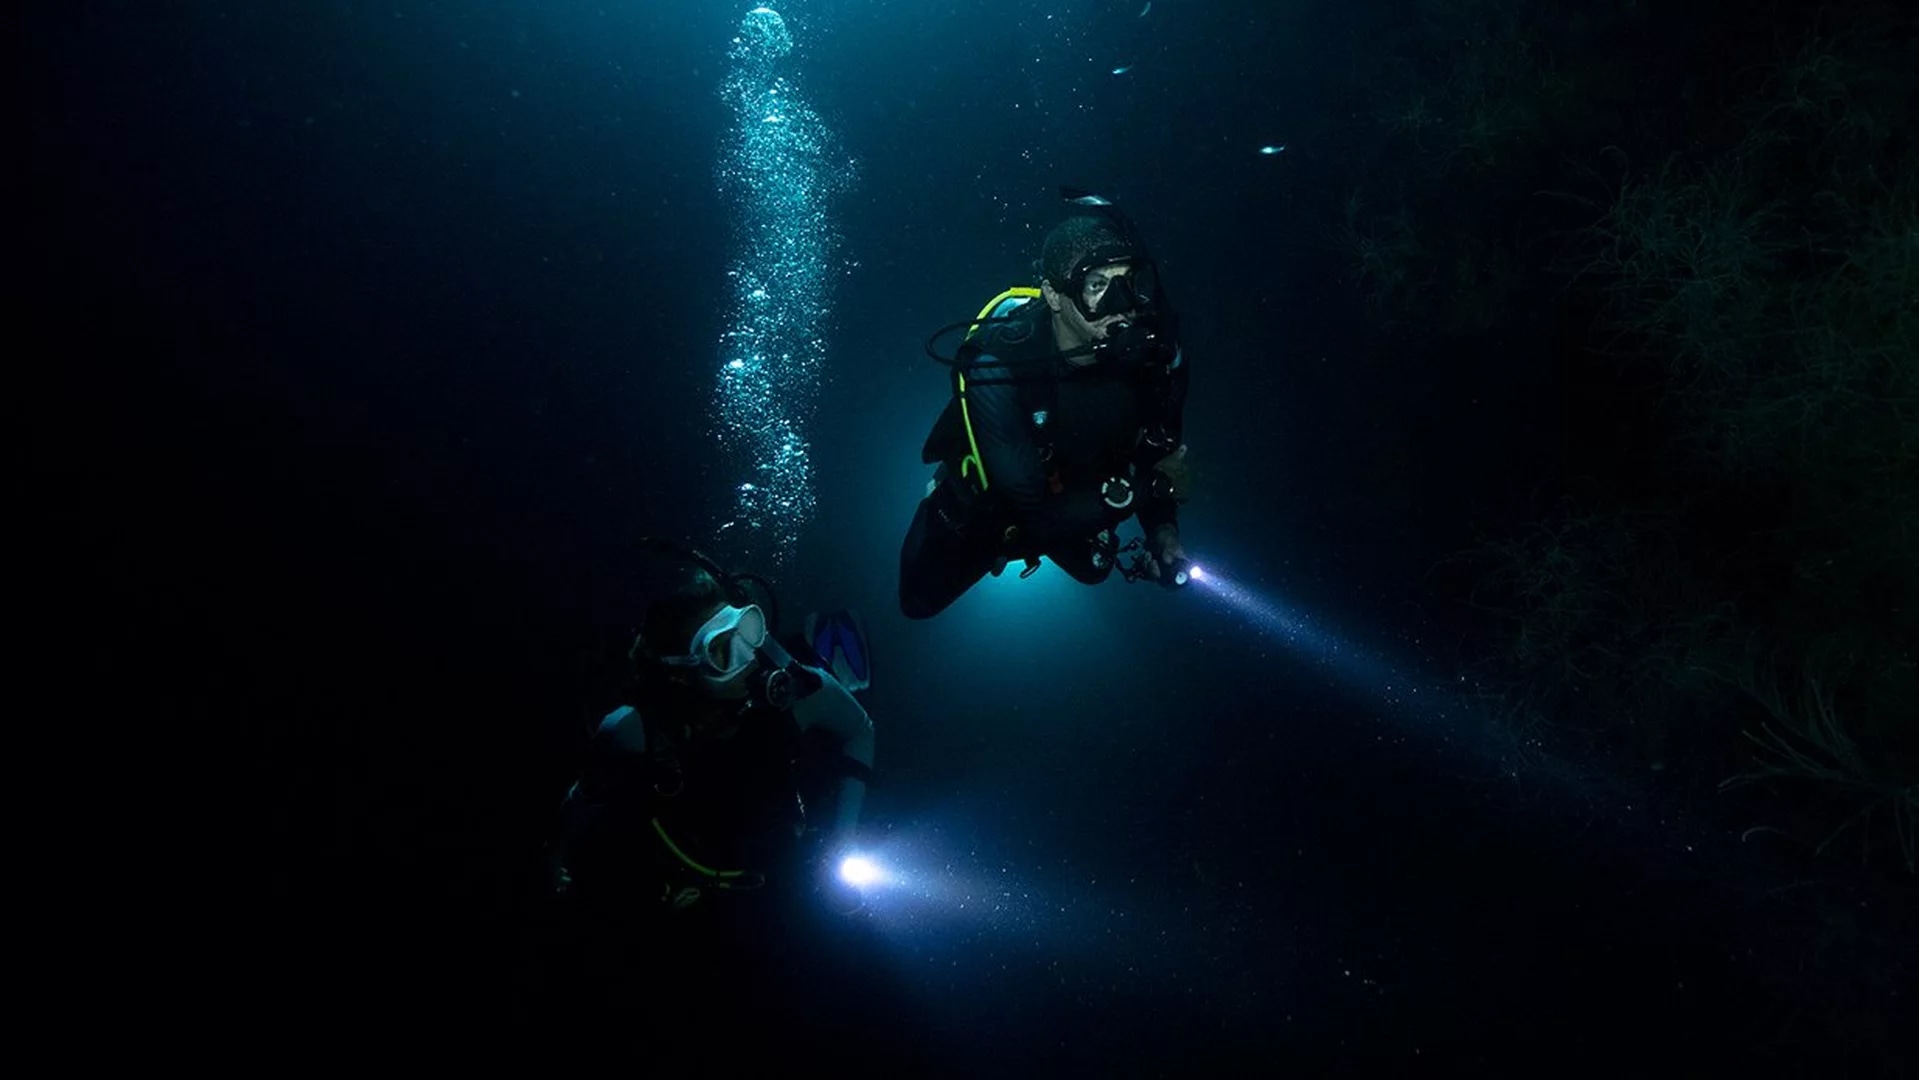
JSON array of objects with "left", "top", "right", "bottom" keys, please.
[
  {"left": 818, "top": 840, "right": 868, "bottom": 917},
  {"left": 1142, "top": 524, "right": 1186, "bottom": 581},
  {"left": 823, "top": 875, "right": 866, "bottom": 917},
  {"left": 1149, "top": 445, "right": 1191, "bottom": 503}
]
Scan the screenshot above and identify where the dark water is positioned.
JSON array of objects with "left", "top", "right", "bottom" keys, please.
[{"left": 32, "top": 1, "right": 1913, "bottom": 1074}]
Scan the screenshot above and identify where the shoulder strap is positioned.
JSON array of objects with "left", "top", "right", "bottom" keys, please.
[{"left": 954, "top": 287, "right": 1043, "bottom": 493}]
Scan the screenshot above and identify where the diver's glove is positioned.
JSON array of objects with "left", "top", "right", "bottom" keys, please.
[
  {"left": 815, "top": 845, "right": 869, "bottom": 918},
  {"left": 1142, "top": 524, "right": 1192, "bottom": 589},
  {"left": 822, "top": 875, "right": 867, "bottom": 917}
]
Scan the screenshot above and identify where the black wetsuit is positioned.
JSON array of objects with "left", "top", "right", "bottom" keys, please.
[
  {"left": 553, "top": 667, "right": 873, "bottom": 910},
  {"left": 899, "top": 296, "right": 1187, "bottom": 618},
  {"left": 540, "top": 682, "right": 875, "bottom": 1046}
]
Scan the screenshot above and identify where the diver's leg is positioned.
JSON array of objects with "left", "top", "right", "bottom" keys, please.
[{"left": 898, "top": 492, "right": 994, "bottom": 619}]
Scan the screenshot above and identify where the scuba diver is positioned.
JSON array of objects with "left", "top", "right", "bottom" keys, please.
[
  {"left": 900, "top": 188, "right": 1195, "bottom": 619},
  {"left": 546, "top": 541, "right": 876, "bottom": 927}
]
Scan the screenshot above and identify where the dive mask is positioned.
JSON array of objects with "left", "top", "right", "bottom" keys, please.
[
  {"left": 662, "top": 603, "right": 769, "bottom": 686},
  {"left": 1064, "top": 245, "right": 1159, "bottom": 323}
]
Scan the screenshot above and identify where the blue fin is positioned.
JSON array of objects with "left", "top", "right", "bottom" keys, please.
[{"left": 804, "top": 608, "right": 871, "bottom": 693}]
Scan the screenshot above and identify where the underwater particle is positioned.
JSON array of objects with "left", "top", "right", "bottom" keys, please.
[{"left": 1139, "top": 1, "right": 1152, "bottom": 15}]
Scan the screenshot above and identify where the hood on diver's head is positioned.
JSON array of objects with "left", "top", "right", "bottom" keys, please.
[{"left": 1040, "top": 216, "right": 1131, "bottom": 292}]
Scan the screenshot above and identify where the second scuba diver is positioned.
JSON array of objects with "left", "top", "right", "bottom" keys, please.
[
  {"left": 549, "top": 542, "right": 876, "bottom": 920},
  {"left": 900, "top": 189, "right": 1196, "bottom": 619}
]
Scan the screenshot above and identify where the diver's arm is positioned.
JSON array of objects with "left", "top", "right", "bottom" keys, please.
[
  {"left": 1137, "top": 477, "right": 1178, "bottom": 538},
  {"left": 791, "top": 668, "right": 875, "bottom": 842},
  {"left": 550, "top": 706, "right": 649, "bottom": 881},
  {"left": 1135, "top": 347, "right": 1190, "bottom": 539}
]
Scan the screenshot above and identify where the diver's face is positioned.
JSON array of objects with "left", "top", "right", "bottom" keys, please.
[
  {"left": 681, "top": 600, "right": 760, "bottom": 703},
  {"left": 1046, "top": 262, "right": 1135, "bottom": 359},
  {"left": 1078, "top": 262, "right": 1137, "bottom": 333}
]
